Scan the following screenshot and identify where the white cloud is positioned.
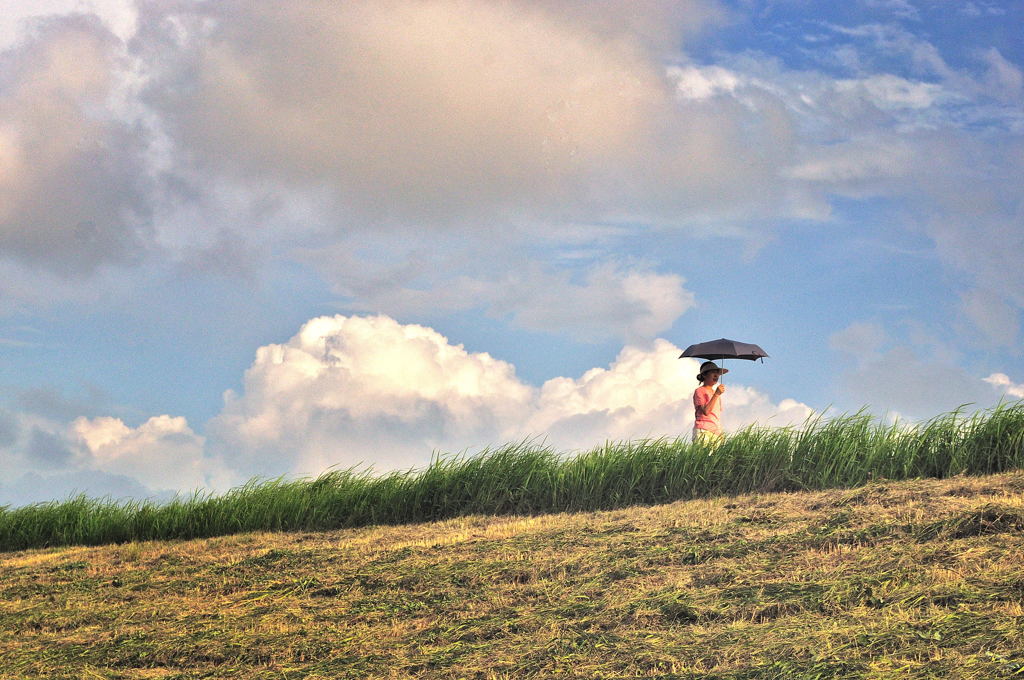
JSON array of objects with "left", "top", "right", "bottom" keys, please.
[
  {"left": 301, "top": 228, "right": 696, "bottom": 343},
  {"left": 824, "top": 22, "right": 1023, "bottom": 107},
  {"left": 959, "top": 2, "right": 1007, "bottom": 18},
  {"left": 862, "top": 0, "right": 921, "bottom": 21},
  {"left": 71, "top": 415, "right": 228, "bottom": 492},
  {"left": 725, "top": 36, "right": 1024, "bottom": 331},
  {"left": 983, "top": 373, "right": 1024, "bottom": 399},
  {"left": 978, "top": 47, "right": 1024, "bottom": 103},
  {"left": 489, "top": 264, "right": 694, "bottom": 342},
  {"left": 834, "top": 74, "right": 944, "bottom": 110},
  {"left": 135, "top": 0, "right": 826, "bottom": 233},
  {"left": 784, "top": 136, "right": 916, "bottom": 185},
  {"left": 208, "top": 314, "right": 813, "bottom": 478},
  {"left": 827, "top": 23, "right": 955, "bottom": 81},
  {"left": 0, "top": 0, "right": 137, "bottom": 49},
  {"left": 670, "top": 64, "right": 742, "bottom": 100},
  {"left": 16, "top": 314, "right": 805, "bottom": 501},
  {"left": 0, "top": 407, "right": 230, "bottom": 506},
  {"left": 208, "top": 315, "right": 536, "bottom": 477},
  {"left": 0, "top": 410, "right": 110, "bottom": 505}
]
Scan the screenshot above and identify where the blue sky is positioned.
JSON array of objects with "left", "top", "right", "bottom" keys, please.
[{"left": 1, "top": 0, "right": 1022, "bottom": 506}]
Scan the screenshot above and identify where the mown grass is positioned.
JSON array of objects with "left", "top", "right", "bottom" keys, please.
[
  {"left": 2, "top": 402, "right": 1023, "bottom": 552},
  {"left": 1, "top": 473, "right": 1022, "bottom": 678}
]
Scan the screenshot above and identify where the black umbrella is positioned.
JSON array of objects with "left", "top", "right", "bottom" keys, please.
[{"left": 679, "top": 338, "right": 769, "bottom": 381}]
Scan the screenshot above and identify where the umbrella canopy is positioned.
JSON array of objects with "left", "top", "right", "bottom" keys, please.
[{"left": 679, "top": 338, "right": 769, "bottom": 361}]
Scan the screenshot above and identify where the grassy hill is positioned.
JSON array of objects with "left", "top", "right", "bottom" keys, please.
[
  {"left": 4, "top": 404, "right": 1024, "bottom": 553},
  {"left": 2, "top": 472, "right": 1022, "bottom": 679}
]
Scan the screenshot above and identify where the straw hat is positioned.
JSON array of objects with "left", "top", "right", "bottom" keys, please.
[{"left": 697, "top": 361, "right": 729, "bottom": 381}]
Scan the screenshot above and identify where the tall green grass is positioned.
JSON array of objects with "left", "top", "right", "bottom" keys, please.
[{"left": 3, "top": 402, "right": 1023, "bottom": 552}]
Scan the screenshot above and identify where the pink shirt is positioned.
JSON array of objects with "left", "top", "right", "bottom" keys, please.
[{"left": 693, "top": 386, "right": 721, "bottom": 433}]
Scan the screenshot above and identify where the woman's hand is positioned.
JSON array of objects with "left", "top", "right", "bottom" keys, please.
[{"left": 715, "top": 385, "right": 726, "bottom": 395}]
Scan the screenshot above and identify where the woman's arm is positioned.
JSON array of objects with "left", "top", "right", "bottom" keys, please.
[{"left": 696, "top": 386, "right": 725, "bottom": 416}]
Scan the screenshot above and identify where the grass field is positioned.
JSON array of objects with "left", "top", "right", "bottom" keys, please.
[
  {"left": 3, "top": 403, "right": 1024, "bottom": 552},
  {"left": 1, "top": 472, "right": 1022, "bottom": 679}
]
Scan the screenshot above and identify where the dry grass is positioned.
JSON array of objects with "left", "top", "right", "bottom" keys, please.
[{"left": 2, "top": 472, "right": 1023, "bottom": 679}]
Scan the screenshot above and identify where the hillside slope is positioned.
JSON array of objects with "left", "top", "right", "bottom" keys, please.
[{"left": 2, "top": 472, "right": 1023, "bottom": 679}]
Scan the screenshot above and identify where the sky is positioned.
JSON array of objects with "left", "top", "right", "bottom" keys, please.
[{"left": 1, "top": 0, "right": 1023, "bottom": 506}]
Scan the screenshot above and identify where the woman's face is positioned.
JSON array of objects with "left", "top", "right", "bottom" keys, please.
[{"left": 704, "top": 370, "right": 721, "bottom": 384}]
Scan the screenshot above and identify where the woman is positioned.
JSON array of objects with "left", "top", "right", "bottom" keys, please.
[{"left": 692, "top": 361, "right": 727, "bottom": 447}]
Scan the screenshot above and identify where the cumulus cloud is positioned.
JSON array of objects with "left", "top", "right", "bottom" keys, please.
[
  {"left": 35, "top": 313, "right": 1024, "bottom": 506},
  {"left": 209, "top": 314, "right": 813, "bottom": 478},
  {"left": 208, "top": 314, "right": 537, "bottom": 477},
  {"left": 16, "top": 313, "right": 807, "bottom": 504},
  {"left": 71, "top": 414, "right": 226, "bottom": 491},
  {"left": 0, "top": 14, "right": 151, "bottom": 275},
  {"left": 0, "top": 408, "right": 228, "bottom": 506}
]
